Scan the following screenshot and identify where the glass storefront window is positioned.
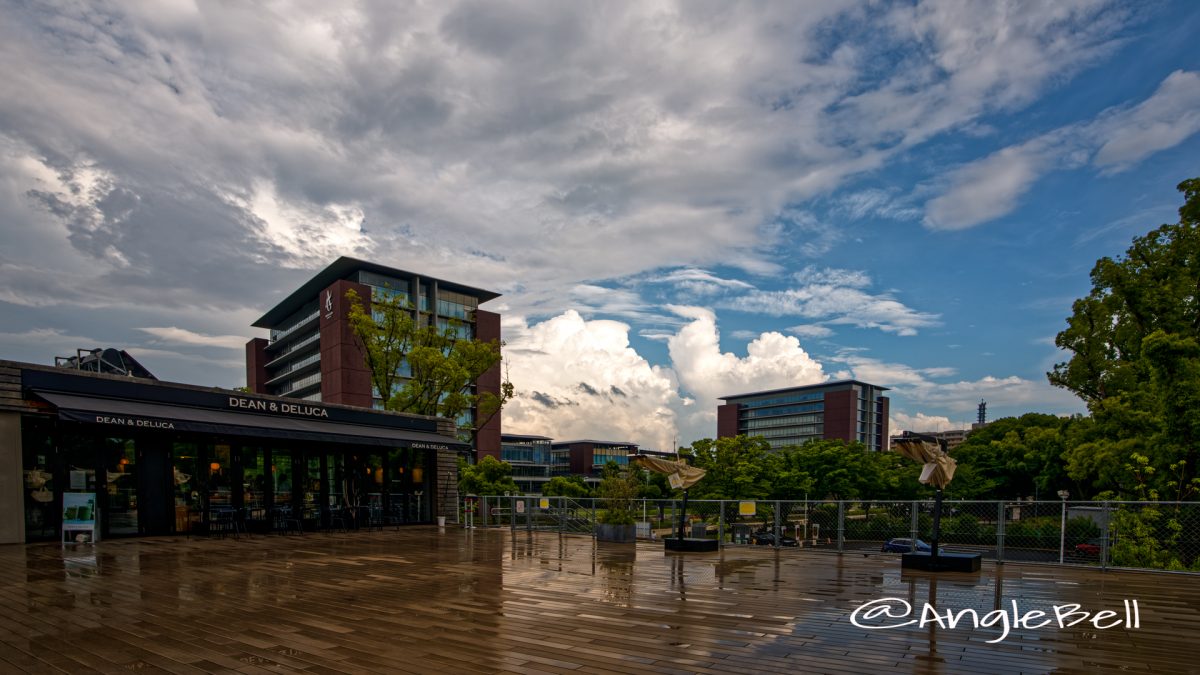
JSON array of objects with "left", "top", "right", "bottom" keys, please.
[
  {"left": 242, "top": 447, "right": 267, "bottom": 526},
  {"left": 173, "top": 442, "right": 200, "bottom": 534},
  {"left": 303, "top": 453, "right": 321, "bottom": 520},
  {"left": 22, "top": 419, "right": 57, "bottom": 540},
  {"left": 326, "top": 453, "right": 345, "bottom": 510},
  {"left": 272, "top": 450, "right": 293, "bottom": 509},
  {"left": 104, "top": 438, "right": 138, "bottom": 536}
]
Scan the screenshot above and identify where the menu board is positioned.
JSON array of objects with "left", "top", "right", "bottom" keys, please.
[{"left": 62, "top": 493, "right": 97, "bottom": 545}]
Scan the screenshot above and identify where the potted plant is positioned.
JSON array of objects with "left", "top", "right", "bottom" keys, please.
[{"left": 595, "top": 462, "right": 638, "bottom": 543}]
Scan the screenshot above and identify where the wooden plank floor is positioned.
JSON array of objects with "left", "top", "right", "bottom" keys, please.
[{"left": 0, "top": 528, "right": 1197, "bottom": 674}]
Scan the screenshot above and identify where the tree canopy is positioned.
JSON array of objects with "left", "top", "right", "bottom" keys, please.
[
  {"left": 346, "top": 287, "right": 513, "bottom": 440},
  {"left": 457, "top": 456, "right": 519, "bottom": 496},
  {"left": 1049, "top": 177, "right": 1200, "bottom": 500}
]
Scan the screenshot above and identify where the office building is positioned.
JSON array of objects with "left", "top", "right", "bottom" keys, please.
[
  {"left": 246, "top": 257, "right": 502, "bottom": 460},
  {"left": 500, "top": 433, "right": 553, "bottom": 494},
  {"left": 551, "top": 439, "right": 640, "bottom": 477},
  {"left": 717, "top": 380, "right": 889, "bottom": 452}
]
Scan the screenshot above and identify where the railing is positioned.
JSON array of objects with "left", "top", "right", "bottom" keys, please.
[{"left": 458, "top": 497, "right": 1200, "bottom": 574}]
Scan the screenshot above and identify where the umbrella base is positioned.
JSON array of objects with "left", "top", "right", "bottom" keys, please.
[
  {"left": 901, "top": 551, "right": 981, "bottom": 572},
  {"left": 665, "top": 538, "right": 719, "bottom": 552}
]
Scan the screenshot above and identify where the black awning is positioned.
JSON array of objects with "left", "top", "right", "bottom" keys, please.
[{"left": 33, "top": 391, "right": 467, "bottom": 450}]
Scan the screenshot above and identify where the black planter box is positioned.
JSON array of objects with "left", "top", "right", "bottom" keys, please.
[
  {"left": 665, "top": 537, "right": 719, "bottom": 552},
  {"left": 901, "top": 551, "right": 981, "bottom": 572}
]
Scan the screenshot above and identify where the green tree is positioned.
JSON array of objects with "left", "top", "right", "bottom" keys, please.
[
  {"left": 346, "top": 288, "right": 514, "bottom": 442},
  {"left": 685, "top": 435, "right": 772, "bottom": 500},
  {"left": 457, "top": 456, "right": 519, "bottom": 496},
  {"left": 596, "top": 461, "right": 639, "bottom": 525},
  {"left": 1049, "top": 177, "right": 1200, "bottom": 498},
  {"left": 542, "top": 475, "right": 590, "bottom": 498},
  {"left": 949, "top": 413, "right": 1075, "bottom": 499}
]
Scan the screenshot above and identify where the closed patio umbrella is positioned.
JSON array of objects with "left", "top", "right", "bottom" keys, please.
[
  {"left": 893, "top": 436, "right": 957, "bottom": 564},
  {"left": 631, "top": 456, "right": 706, "bottom": 541}
]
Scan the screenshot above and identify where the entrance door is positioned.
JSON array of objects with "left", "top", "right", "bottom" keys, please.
[{"left": 140, "top": 442, "right": 173, "bottom": 536}]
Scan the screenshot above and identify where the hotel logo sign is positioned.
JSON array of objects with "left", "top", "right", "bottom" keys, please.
[
  {"left": 228, "top": 396, "right": 330, "bottom": 418},
  {"left": 324, "top": 289, "right": 334, "bottom": 319}
]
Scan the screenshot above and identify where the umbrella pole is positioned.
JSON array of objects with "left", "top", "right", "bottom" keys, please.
[
  {"left": 678, "top": 489, "right": 689, "bottom": 541},
  {"left": 930, "top": 488, "right": 943, "bottom": 567}
]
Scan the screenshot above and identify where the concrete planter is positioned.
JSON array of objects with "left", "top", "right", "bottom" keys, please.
[{"left": 594, "top": 523, "right": 637, "bottom": 543}]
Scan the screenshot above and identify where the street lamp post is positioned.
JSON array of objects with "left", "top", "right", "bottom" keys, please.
[{"left": 1058, "top": 490, "right": 1070, "bottom": 564}]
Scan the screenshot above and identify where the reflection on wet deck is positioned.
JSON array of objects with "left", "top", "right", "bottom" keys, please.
[{"left": 0, "top": 528, "right": 1197, "bottom": 673}]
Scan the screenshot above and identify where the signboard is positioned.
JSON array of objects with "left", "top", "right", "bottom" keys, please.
[
  {"left": 516, "top": 500, "right": 526, "bottom": 514},
  {"left": 539, "top": 498, "right": 549, "bottom": 509},
  {"left": 668, "top": 473, "right": 684, "bottom": 489},
  {"left": 738, "top": 501, "right": 757, "bottom": 516},
  {"left": 62, "top": 492, "right": 97, "bottom": 545}
]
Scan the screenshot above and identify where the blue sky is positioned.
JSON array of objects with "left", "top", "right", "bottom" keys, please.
[{"left": 0, "top": 1, "right": 1197, "bottom": 450}]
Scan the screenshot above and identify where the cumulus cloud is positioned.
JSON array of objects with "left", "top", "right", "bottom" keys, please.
[
  {"left": 501, "top": 310, "right": 680, "bottom": 450},
  {"left": 667, "top": 305, "right": 826, "bottom": 407}
]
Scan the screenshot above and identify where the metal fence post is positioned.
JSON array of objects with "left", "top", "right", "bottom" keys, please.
[
  {"left": 559, "top": 497, "right": 565, "bottom": 534},
  {"left": 718, "top": 500, "right": 726, "bottom": 548},
  {"left": 837, "top": 501, "right": 845, "bottom": 553},
  {"left": 910, "top": 500, "right": 918, "bottom": 543},
  {"left": 481, "top": 496, "right": 489, "bottom": 528},
  {"left": 996, "top": 501, "right": 1005, "bottom": 564},
  {"left": 1101, "top": 500, "right": 1111, "bottom": 570},
  {"left": 511, "top": 495, "right": 517, "bottom": 531},
  {"left": 774, "top": 501, "right": 781, "bottom": 549}
]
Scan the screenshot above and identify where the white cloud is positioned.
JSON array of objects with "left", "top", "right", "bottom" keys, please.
[
  {"left": 667, "top": 305, "right": 826, "bottom": 407},
  {"left": 835, "top": 188, "right": 922, "bottom": 222},
  {"left": 786, "top": 324, "right": 835, "bottom": 339},
  {"left": 924, "top": 69, "right": 1200, "bottom": 230},
  {"left": 137, "top": 326, "right": 248, "bottom": 350},
  {"left": 730, "top": 280, "right": 939, "bottom": 336},
  {"left": 889, "top": 411, "right": 955, "bottom": 434},
  {"left": 501, "top": 310, "right": 680, "bottom": 451},
  {"left": 924, "top": 143, "right": 1044, "bottom": 230},
  {"left": 1093, "top": 70, "right": 1200, "bottom": 171}
]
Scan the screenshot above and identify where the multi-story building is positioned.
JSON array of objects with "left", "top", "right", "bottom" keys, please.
[
  {"left": 246, "top": 257, "right": 503, "bottom": 460},
  {"left": 500, "top": 433, "right": 554, "bottom": 494},
  {"left": 891, "top": 428, "right": 969, "bottom": 452},
  {"left": 717, "top": 380, "right": 889, "bottom": 452},
  {"left": 551, "top": 439, "right": 640, "bottom": 477}
]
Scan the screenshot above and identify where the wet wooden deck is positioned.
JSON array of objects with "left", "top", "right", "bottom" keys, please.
[{"left": 0, "top": 528, "right": 1197, "bottom": 674}]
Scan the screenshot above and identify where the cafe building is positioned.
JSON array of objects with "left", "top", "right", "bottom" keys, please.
[{"left": 0, "top": 359, "right": 465, "bottom": 545}]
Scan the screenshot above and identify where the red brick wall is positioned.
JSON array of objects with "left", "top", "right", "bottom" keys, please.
[
  {"left": 320, "top": 279, "right": 373, "bottom": 408},
  {"left": 717, "top": 403, "right": 740, "bottom": 438},
  {"left": 245, "top": 338, "right": 269, "bottom": 393},
  {"left": 822, "top": 389, "right": 856, "bottom": 443},
  {"left": 474, "top": 309, "right": 502, "bottom": 461}
]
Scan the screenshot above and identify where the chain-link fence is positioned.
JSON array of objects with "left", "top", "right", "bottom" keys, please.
[{"left": 461, "top": 496, "right": 1200, "bottom": 573}]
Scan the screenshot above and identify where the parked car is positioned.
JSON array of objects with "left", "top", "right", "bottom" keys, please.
[
  {"left": 1074, "top": 538, "right": 1104, "bottom": 556},
  {"left": 750, "top": 529, "right": 799, "bottom": 547},
  {"left": 881, "top": 538, "right": 942, "bottom": 553}
]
